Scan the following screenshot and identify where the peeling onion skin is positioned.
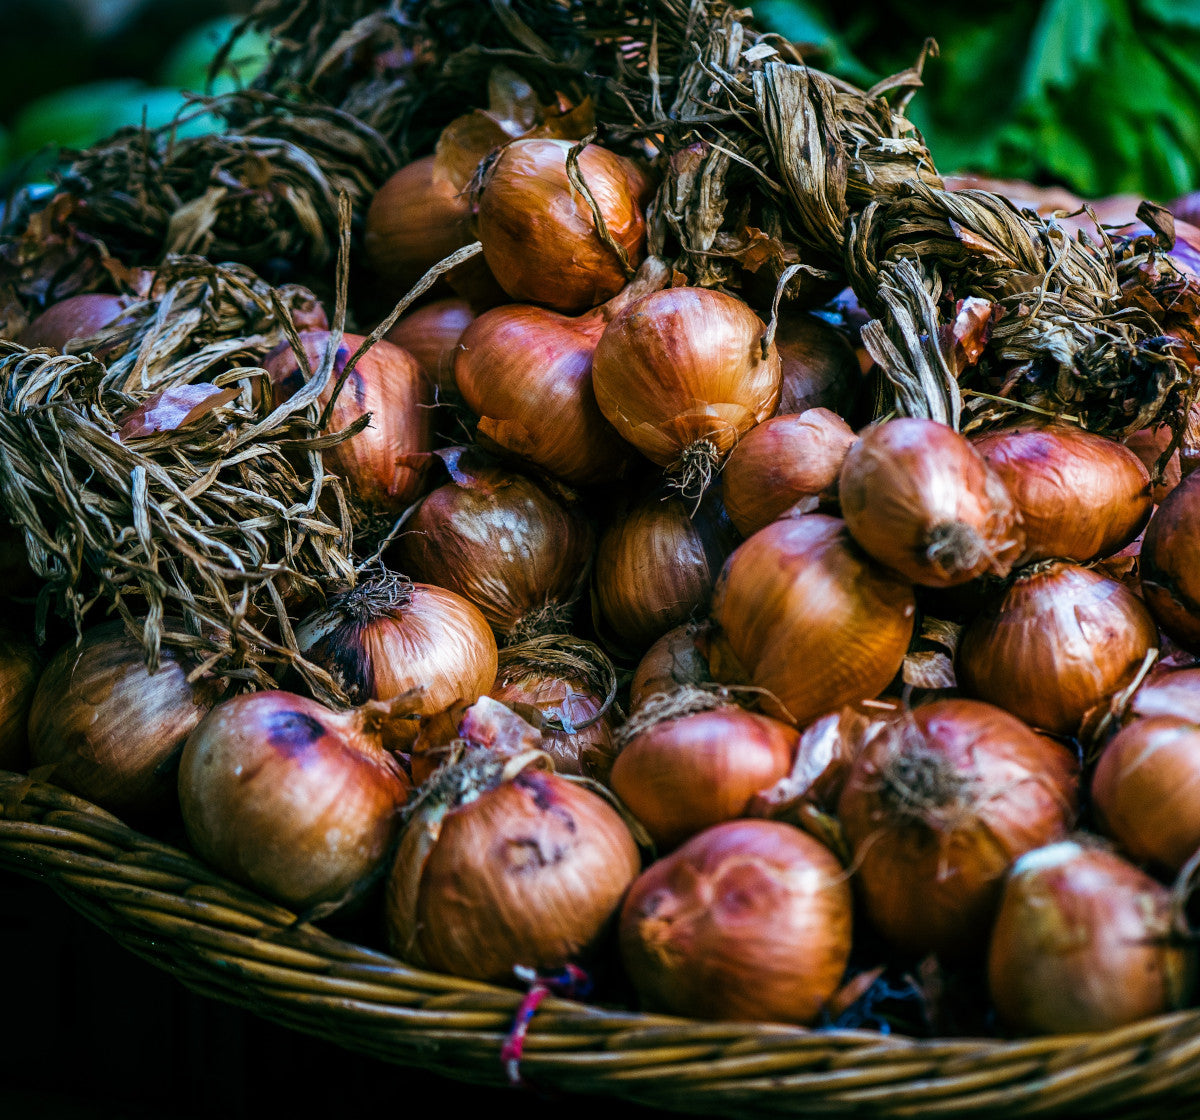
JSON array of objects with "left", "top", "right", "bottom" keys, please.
[
  {"left": 1141, "top": 471, "right": 1200, "bottom": 650},
  {"left": 178, "top": 691, "right": 409, "bottom": 911},
  {"left": 618, "top": 819, "right": 852, "bottom": 1024},
  {"left": 988, "top": 841, "right": 1196, "bottom": 1035},
  {"left": 0, "top": 629, "right": 39, "bottom": 771},
  {"left": 707, "top": 515, "right": 916, "bottom": 728},
  {"left": 957, "top": 562, "right": 1160, "bottom": 737}
]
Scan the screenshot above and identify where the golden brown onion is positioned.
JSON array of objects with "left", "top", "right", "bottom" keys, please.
[
  {"left": 384, "top": 298, "right": 474, "bottom": 395},
  {"left": 0, "top": 628, "right": 40, "bottom": 771},
  {"left": 1141, "top": 471, "right": 1200, "bottom": 650},
  {"left": 629, "top": 623, "right": 711, "bottom": 711}
]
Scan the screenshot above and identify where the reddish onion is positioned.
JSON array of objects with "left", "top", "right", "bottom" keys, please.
[
  {"left": 18, "top": 292, "right": 135, "bottom": 352},
  {"left": 1141, "top": 470, "right": 1200, "bottom": 650},
  {"left": 629, "top": 623, "right": 712, "bottom": 711},
  {"left": 264, "top": 330, "right": 433, "bottom": 514},
  {"left": 839, "top": 417, "right": 1023, "bottom": 586},
  {"left": 774, "top": 311, "right": 864, "bottom": 417},
  {"left": 707, "top": 515, "right": 916, "bottom": 728},
  {"left": 838, "top": 699, "right": 1080, "bottom": 959},
  {"left": 618, "top": 819, "right": 852, "bottom": 1024},
  {"left": 178, "top": 690, "right": 411, "bottom": 911},
  {"left": 383, "top": 298, "right": 474, "bottom": 395},
  {"left": 0, "top": 628, "right": 40, "bottom": 771},
  {"left": 988, "top": 840, "right": 1196, "bottom": 1034},
  {"left": 722, "top": 408, "right": 857, "bottom": 537},
  {"left": 972, "top": 423, "right": 1152, "bottom": 564},
  {"left": 958, "top": 561, "right": 1160, "bottom": 736}
]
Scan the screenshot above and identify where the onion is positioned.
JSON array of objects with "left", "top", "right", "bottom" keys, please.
[
  {"left": 988, "top": 840, "right": 1196, "bottom": 1034},
  {"left": 476, "top": 138, "right": 646, "bottom": 313},
  {"left": 384, "top": 298, "right": 474, "bottom": 395},
  {"left": 1141, "top": 470, "right": 1200, "bottom": 650},
  {"left": 0, "top": 628, "right": 40, "bottom": 771},
  {"left": 838, "top": 700, "right": 1079, "bottom": 959},
  {"left": 972, "top": 423, "right": 1152, "bottom": 564},
  {"left": 386, "top": 744, "right": 640, "bottom": 984},
  {"left": 593, "top": 483, "right": 739, "bottom": 655},
  {"left": 296, "top": 570, "right": 498, "bottom": 744},
  {"left": 722, "top": 408, "right": 856, "bottom": 537},
  {"left": 629, "top": 623, "right": 711, "bottom": 711},
  {"left": 610, "top": 691, "right": 799, "bottom": 850},
  {"left": 839, "top": 417, "right": 1023, "bottom": 586},
  {"left": 264, "top": 330, "right": 433, "bottom": 515},
  {"left": 775, "top": 311, "right": 864, "bottom": 417},
  {"left": 178, "top": 690, "right": 411, "bottom": 911},
  {"left": 1127, "top": 419, "right": 1184, "bottom": 505},
  {"left": 708, "top": 515, "right": 916, "bottom": 728},
  {"left": 28, "top": 621, "right": 221, "bottom": 818},
  {"left": 958, "top": 562, "right": 1160, "bottom": 736},
  {"left": 618, "top": 819, "right": 852, "bottom": 1024},
  {"left": 388, "top": 447, "right": 595, "bottom": 642},
  {"left": 18, "top": 292, "right": 134, "bottom": 353}
]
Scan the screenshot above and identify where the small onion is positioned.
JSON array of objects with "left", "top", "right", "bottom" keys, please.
[
  {"left": 988, "top": 840, "right": 1196, "bottom": 1034},
  {"left": 618, "top": 819, "right": 852, "bottom": 1024},
  {"left": 18, "top": 292, "right": 135, "bottom": 352},
  {"left": 958, "top": 562, "right": 1160, "bottom": 736},
  {"left": 774, "top": 311, "right": 864, "bottom": 417},
  {"left": 386, "top": 745, "right": 640, "bottom": 983},
  {"left": 722, "top": 408, "right": 856, "bottom": 537},
  {"left": 610, "top": 692, "right": 799, "bottom": 850},
  {"left": 839, "top": 417, "right": 1023, "bottom": 586},
  {"left": 476, "top": 138, "right": 646, "bottom": 313},
  {"left": 264, "top": 330, "right": 433, "bottom": 514},
  {"left": 629, "top": 623, "right": 711, "bottom": 711},
  {"left": 1141, "top": 470, "right": 1200, "bottom": 650},
  {"left": 1127, "top": 420, "right": 1184, "bottom": 505},
  {"left": 28, "top": 621, "right": 221, "bottom": 817},
  {"left": 178, "top": 690, "right": 410, "bottom": 911},
  {"left": 384, "top": 298, "right": 474, "bottom": 395},
  {"left": 837, "top": 699, "right": 1080, "bottom": 958},
  {"left": 972, "top": 423, "right": 1152, "bottom": 564},
  {"left": 0, "top": 628, "right": 40, "bottom": 771},
  {"left": 708, "top": 515, "right": 916, "bottom": 728}
]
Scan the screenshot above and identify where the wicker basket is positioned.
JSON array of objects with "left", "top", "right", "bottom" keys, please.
[{"left": 4, "top": 770, "right": 1200, "bottom": 1118}]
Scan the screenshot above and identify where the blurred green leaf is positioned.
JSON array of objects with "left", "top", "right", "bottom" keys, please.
[
  {"left": 1141, "top": 0, "right": 1200, "bottom": 29},
  {"left": 1019, "top": 0, "right": 1117, "bottom": 99},
  {"left": 160, "top": 16, "right": 271, "bottom": 95}
]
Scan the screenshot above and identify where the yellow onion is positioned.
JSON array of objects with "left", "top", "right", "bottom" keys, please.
[
  {"left": 610, "top": 690, "right": 799, "bottom": 850},
  {"left": 384, "top": 298, "right": 474, "bottom": 395},
  {"left": 388, "top": 447, "right": 595, "bottom": 642},
  {"left": 18, "top": 292, "right": 135, "bottom": 353},
  {"left": 988, "top": 840, "right": 1196, "bottom": 1034},
  {"left": 629, "top": 623, "right": 712, "bottom": 711},
  {"left": 1141, "top": 471, "right": 1200, "bottom": 650},
  {"left": 296, "top": 570, "right": 498, "bottom": 744},
  {"left": 386, "top": 744, "right": 640, "bottom": 984},
  {"left": 839, "top": 417, "right": 1023, "bottom": 586},
  {"left": 0, "top": 628, "right": 40, "bottom": 771},
  {"left": 958, "top": 562, "right": 1160, "bottom": 737},
  {"left": 618, "top": 819, "right": 852, "bottom": 1024},
  {"left": 264, "top": 330, "right": 433, "bottom": 515},
  {"left": 972, "top": 423, "right": 1152, "bottom": 564},
  {"left": 775, "top": 310, "right": 864, "bottom": 417},
  {"left": 476, "top": 138, "right": 646, "bottom": 313},
  {"left": 837, "top": 699, "right": 1079, "bottom": 959},
  {"left": 28, "top": 621, "right": 221, "bottom": 817},
  {"left": 722, "top": 408, "right": 856, "bottom": 537},
  {"left": 592, "top": 287, "right": 782, "bottom": 491},
  {"left": 593, "top": 484, "right": 739, "bottom": 655},
  {"left": 708, "top": 515, "right": 916, "bottom": 728},
  {"left": 178, "top": 690, "right": 411, "bottom": 911}
]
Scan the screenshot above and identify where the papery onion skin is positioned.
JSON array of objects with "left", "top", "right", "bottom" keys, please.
[
  {"left": 837, "top": 699, "right": 1080, "bottom": 959},
  {"left": 1092, "top": 716, "right": 1200, "bottom": 872},
  {"left": 0, "top": 629, "right": 40, "bottom": 770},
  {"left": 28, "top": 621, "right": 219, "bottom": 817},
  {"left": 839, "top": 418, "right": 1023, "bottom": 587},
  {"left": 972, "top": 424, "right": 1152, "bottom": 564},
  {"left": 477, "top": 139, "right": 646, "bottom": 313},
  {"left": 611, "top": 706, "right": 799, "bottom": 850},
  {"left": 18, "top": 292, "right": 134, "bottom": 352},
  {"left": 988, "top": 841, "right": 1196, "bottom": 1035},
  {"left": 264, "top": 330, "right": 433, "bottom": 514},
  {"left": 722, "top": 408, "right": 856, "bottom": 537},
  {"left": 618, "top": 819, "right": 852, "bottom": 1024},
  {"left": 592, "top": 287, "right": 782, "bottom": 469},
  {"left": 629, "top": 624, "right": 711, "bottom": 711},
  {"left": 1141, "top": 471, "right": 1200, "bottom": 650},
  {"left": 178, "top": 691, "right": 409, "bottom": 910},
  {"left": 384, "top": 298, "right": 474, "bottom": 394},
  {"left": 708, "top": 515, "right": 915, "bottom": 728},
  {"left": 958, "top": 562, "right": 1160, "bottom": 737},
  {"left": 387, "top": 765, "right": 640, "bottom": 983}
]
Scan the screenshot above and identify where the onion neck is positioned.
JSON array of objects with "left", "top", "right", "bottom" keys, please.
[
  {"left": 332, "top": 570, "right": 415, "bottom": 624},
  {"left": 616, "top": 684, "right": 733, "bottom": 749},
  {"left": 505, "top": 601, "right": 577, "bottom": 646},
  {"left": 925, "top": 520, "right": 988, "bottom": 579},
  {"left": 878, "top": 722, "right": 971, "bottom": 829},
  {"left": 593, "top": 255, "right": 671, "bottom": 326}
]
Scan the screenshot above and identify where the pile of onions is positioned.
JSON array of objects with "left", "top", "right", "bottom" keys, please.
[
  {"left": 618, "top": 819, "right": 852, "bottom": 1024},
  {"left": 386, "top": 743, "right": 640, "bottom": 984},
  {"left": 988, "top": 841, "right": 1195, "bottom": 1034},
  {"left": 839, "top": 417, "right": 1023, "bottom": 586},
  {"left": 707, "top": 515, "right": 915, "bottom": 728},
  {"left": 957, "top": 562, "right": 1159, "bottom": 736},
  {"left": 972, "top": 424, "right": 1152, "bottom": 564},
  {"left": 1141, "top": 470, "right": 1200, "bottom": 649},
  {"left": 178, "top": 690, "right": 411, "bottom": 911},
  {"left": 28, "top": 621, "right": 222, "bottom": 817},
  {"left": 837, "top": 699, "right": 1080, "bottom": 959},
  {"left": 722, "top": 408, "right": 856, "bottom": 537},
  {"left": 0, "top": 628, "right": 40, "bottom": 771},
  {"left": 388, "top": 447, "right": 595, "bottom": 642},
  {"left": 609, "top": 690, "right": 799, "bottom": 850},
  {"left": 384, "top": 298, "right": 475, "bottom": 395},
  {"left": 264, "top": 331, "right": 433, "bottom": 515}
]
